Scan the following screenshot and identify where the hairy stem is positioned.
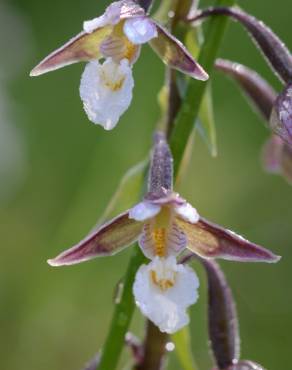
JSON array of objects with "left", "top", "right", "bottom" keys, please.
[{"left": 135, "top": 321, "right": 169, "bottom": 370}]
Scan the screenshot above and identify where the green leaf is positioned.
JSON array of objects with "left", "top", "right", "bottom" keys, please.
[
  {"left": 185, "top": 26, "right": 217, "bottom": 157},
  {"left": 172, "top": 327, "right": 198, "bottom": 370},
  {"left": 99, "top": 160, "right": 147, "bottom": 223},
  {"left": 197, "top": 82, "right": 217, "bottom": 157},
  {"left": 170, "top": 0, "right": 236, "bottom": 176}
]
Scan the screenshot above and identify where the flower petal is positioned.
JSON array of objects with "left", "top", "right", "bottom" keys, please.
[
  {"left": 79, "top": 58, "right": 134, "bottom": 129},
  {"left": 176, "top": 217, "right": 280, "bottom": 263},
  {"left": 175, "top": 202, "right": 199, "bottom": 224},
  {"left": 99, "top": 35, "right": 141, "bottom": 64},
  {"left": 133, "top": 256, "right": 199, "bottom": 333},
  {"left": 149, "top": 22, "right": 208, "bottom": 80},
  {"left": 30, "top": 26, "right": 113, "bottom": 76},
  {"left": 129, "top": 201, "right": 161, "bottom": 221},
  {"left": 124, "top": 16, "right": 157, "bottom": 44},
  {"left": 269, "top": 83, "right": 292, "bottom": 147},
  {"left": 47, "top": 211, "right": 143, "bottom": 266},
  {"left": 139, "top": 220, "right": 187, "bottom": 259},
  {"left": 83, "top": 2, "right": 123, "bottom": 32},
  {"left": 84, "top": 1, "right": 145, "bottom": 32}
]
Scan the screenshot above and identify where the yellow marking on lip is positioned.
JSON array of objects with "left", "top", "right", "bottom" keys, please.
[
  {"left": 101, "top": 71, "right": 125, "bottom": 91},
  {"left": 152, "top": 228, "right": 166, "bottom": 257},
  {"left": 150, "top": 270, "right": 175, "bottom": 291}
]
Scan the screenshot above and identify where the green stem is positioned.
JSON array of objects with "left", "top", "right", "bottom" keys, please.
[
  {"left": 98, "top": 1, "right": 235, "bottom": 368},
  {"left": 98, "top": 247, "right": 146, "bottom": 370},
  {"left": 170, "top": 0, "right": 235, "bottom": 175}
]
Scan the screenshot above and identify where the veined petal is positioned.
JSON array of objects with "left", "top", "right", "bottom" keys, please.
[
  {"left": 149, "top": 22, "right": 208, "bottom": 80},
  {"left": 48, "top": 211, "right": 143, "bottom": 266},
  {"left": 124, "top": 17, "right": 158, "bottom": 44},
  {"left": 175, "top": 202, "right": 199, "bottom": 224},
  {"left": 79, "top": 58, "right": 134, "bottom": 129},
  {"left": 30, "top": 26, "right": 113, "bottom": 76},
  {"left": 176, "top": 217, "right": 280, "bottom": 263},
  {"left": 139, "top": 220, "right": 187, "bottom": 259},
  {"left": 133, "top": 256, "right": 199, "bottom": 334},
  {"left": 129, "top": 201, "right": 161, "bottom": 221},
  {"left": 99, "top": 35, "right": 141, "bottom": 64}
]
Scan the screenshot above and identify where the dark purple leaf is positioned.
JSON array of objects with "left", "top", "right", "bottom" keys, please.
[
  {"left": 47, "top": 212, "right": 143, "bottom": 266},
  {"left": 189, "top": 7, "right": 292, "bottom": 83},
  {"left": 270, "top": 83, "right": 292, "bottom": 146},
  {"left": 176, "top": 217, "right": 280, "bottom": 263},
  {"left": 202, "top": 259, "right": 240, "bottom": 369}
]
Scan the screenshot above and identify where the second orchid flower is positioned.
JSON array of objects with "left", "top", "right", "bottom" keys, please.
[
  {"left": 30, "top": 0, "right": 208, "bottom": 130},
  {"left": 48, "top": 132, "right": 279, "bottom": 334}
]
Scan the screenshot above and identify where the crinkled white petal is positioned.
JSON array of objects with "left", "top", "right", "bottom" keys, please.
[
  {"left": 79, "top": 58, "right": 134, "bottom": 130},
  {"left": 175, "top": 202, "right": 199, "bottom": 224},
  {"left": 83, "top": 2, "right": 122, "bottom": 32},
  {"left": 123, "top": 17, "right": 158, "bottom": 44},
  {"left": 133, "top": 256, "right": 199, "bottom": 334},
  {"left": 129, "top": 201, "right": 161, "bottom": 221}
]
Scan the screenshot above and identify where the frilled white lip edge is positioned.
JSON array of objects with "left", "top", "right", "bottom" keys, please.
[
  {"left": 133, "top": 256, "right": 199, "bottom": 334},
  {"left": 79, "top": 58, "right": 134, "bottom": 130}
]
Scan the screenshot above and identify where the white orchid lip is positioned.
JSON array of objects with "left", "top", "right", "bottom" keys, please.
[
  {"left": 133, "top": 256, "right": 200, "bottom": 334},
  {"left": 79, "top": 58, "right": 134, "bottom": 130}
]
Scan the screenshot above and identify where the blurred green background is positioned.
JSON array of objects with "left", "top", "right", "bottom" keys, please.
[{"left": 0, "top": 0, "right": 291, "bottom": 369}]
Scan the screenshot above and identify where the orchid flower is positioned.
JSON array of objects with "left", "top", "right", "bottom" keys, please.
[
  {"left": 30, "top": 0, "right": 208, "bottom": 130},
  {"left": 48, "top": 133, "right": 279, "bottom": 333}
]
